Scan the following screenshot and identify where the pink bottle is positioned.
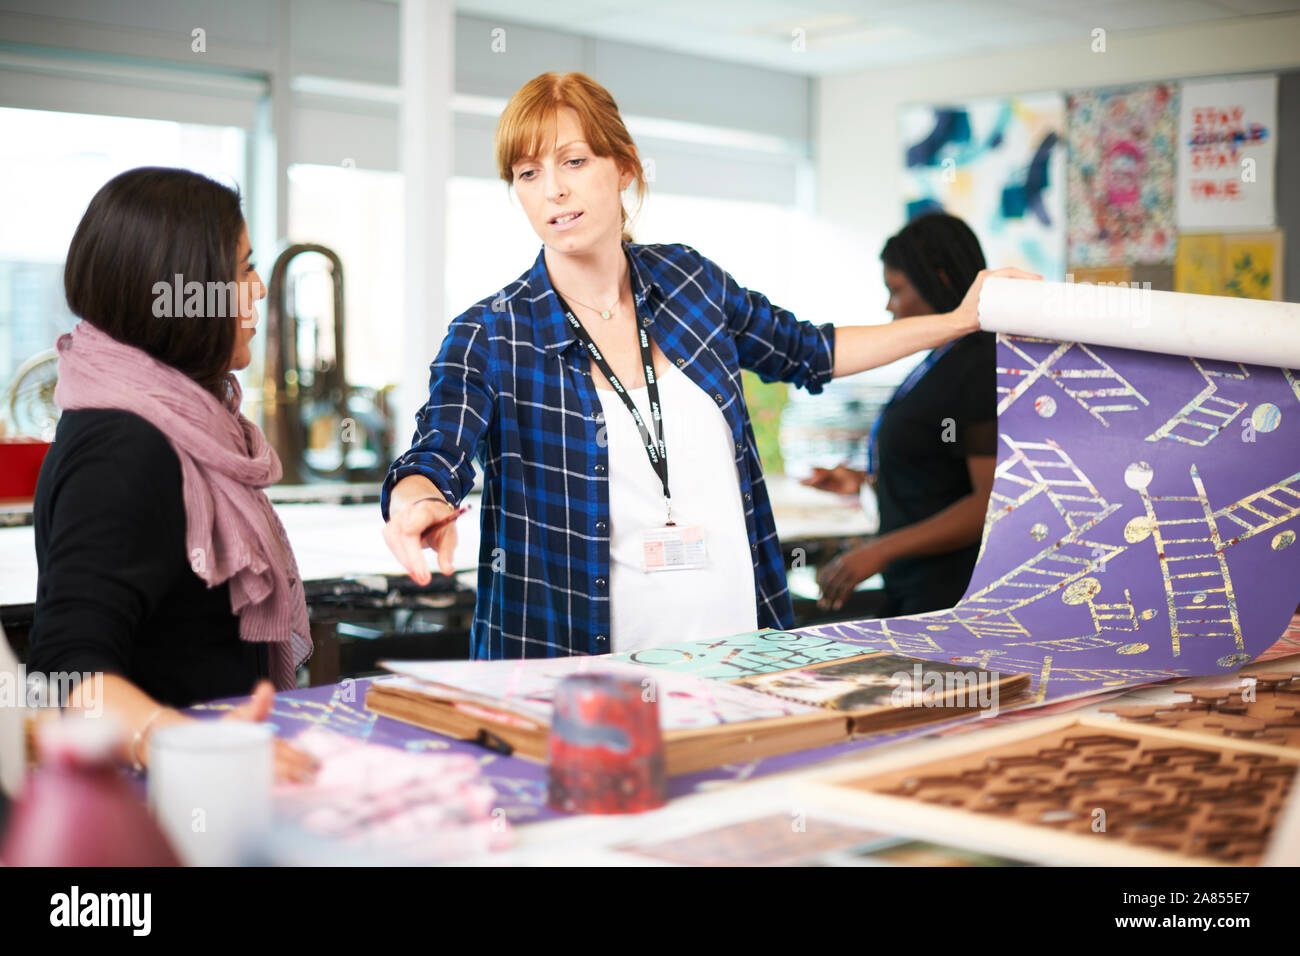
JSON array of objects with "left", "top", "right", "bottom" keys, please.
[{"left": 0, "top": 716, "right": 181, "bottom": 866}]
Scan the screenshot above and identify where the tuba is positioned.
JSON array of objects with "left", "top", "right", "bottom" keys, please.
[{"left": 263, "top": 243, "right": 393, "bottom": 484}]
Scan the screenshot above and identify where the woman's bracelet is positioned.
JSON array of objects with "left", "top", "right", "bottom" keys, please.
[
  {"left": 130, "top": 706, "right": 173, "bottom": 773},
  {"left": 412, "top": 496, "right": 455, "bottom": 511}
]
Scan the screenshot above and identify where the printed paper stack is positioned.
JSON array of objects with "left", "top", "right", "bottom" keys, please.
[{"left": 365, "top": 637, "right": 1030, "bottom": 774}]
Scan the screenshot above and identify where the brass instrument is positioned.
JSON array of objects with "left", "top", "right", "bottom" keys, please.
[{"left": 263, "top": 243, "right": 393, "bottom": 484}]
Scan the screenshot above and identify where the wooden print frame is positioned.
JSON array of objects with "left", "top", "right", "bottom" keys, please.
[{"left": 795, "top": 714, "right": 1299, "bottom": 867}]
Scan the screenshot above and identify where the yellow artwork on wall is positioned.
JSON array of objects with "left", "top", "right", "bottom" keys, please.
[
  {"left": 1223, "top": 233, "right": 1283, "bottom": 300},
  {"left": 1173, "top": 234, "right": 1223, "bottom": 296},
  {"left": 1174, "top": 230, "right": 1284, "bottom": 300}
]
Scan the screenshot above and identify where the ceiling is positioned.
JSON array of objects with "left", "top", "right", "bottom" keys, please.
[{"left": 453, "top": 0, "right": 1300, "bottom": 75}]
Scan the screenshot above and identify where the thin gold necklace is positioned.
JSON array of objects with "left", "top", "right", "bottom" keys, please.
[{"left": 556, "top": 286, "right": 621, "bottom": 320}]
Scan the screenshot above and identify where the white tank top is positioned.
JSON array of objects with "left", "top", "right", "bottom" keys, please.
[{"left": 594, "top": 362, "right": 759, "bottom": 653}]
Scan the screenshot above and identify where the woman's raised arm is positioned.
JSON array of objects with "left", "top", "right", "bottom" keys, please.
[{"left": 831, "top": 267, "right": 1040, "bottom": 378}]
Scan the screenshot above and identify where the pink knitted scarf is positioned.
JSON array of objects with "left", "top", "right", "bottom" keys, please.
[{"left": 53, "top": 320, "right": 311, "bottom": 690}]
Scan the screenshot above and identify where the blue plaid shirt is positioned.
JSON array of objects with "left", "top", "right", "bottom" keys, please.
[{"left": 381, "top": 242, "right": 837, "bottom": 659}]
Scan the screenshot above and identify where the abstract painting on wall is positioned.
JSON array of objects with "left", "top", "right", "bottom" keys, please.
[
  {"left": 1066, "top": 83, "right": 1179, "bottom": 266},
  {"left": 900, "top": 93, "right": 1066, "bottom": 280}
]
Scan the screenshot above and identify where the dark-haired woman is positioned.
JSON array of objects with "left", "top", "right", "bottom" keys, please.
[
  {"left": 811, "top": 213, "right": 1012, "bottom": 617},
  {"left": 26, "top": 167, "right": 317, "bottom": 781}
]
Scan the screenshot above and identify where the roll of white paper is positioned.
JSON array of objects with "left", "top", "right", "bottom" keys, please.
[{"left": 978, "top": 277, "right": 1300, "bottom": 368}]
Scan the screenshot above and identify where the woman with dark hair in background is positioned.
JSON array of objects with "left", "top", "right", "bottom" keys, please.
[
  {"left": 809, "top": 213, "right": 1004, "bottom": 617},
  {"left": 26, "top": 167, "right": 317, "bottom": 781}
]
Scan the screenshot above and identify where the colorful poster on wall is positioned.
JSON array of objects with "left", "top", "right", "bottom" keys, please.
[
  {"left": 1066, "top": 82, "right": 1179, "bottom": 266},
  {"left": 900, "top": 94, "right": 1066, "bottom": 280},
  {"left": 1174, "top": 230, "right": 1284, "bottom": 300},
  {"left": 1177, "top": 76, "right": 1277, "bottom": 230}
]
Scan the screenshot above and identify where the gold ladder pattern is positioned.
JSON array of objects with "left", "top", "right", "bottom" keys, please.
[
  {"left": 960, "top": 533, "right": 1125, "bottom": 618},
  {"left": 1145, "top": 358, "right": 1249, "bottom": 446},
  {"left": 1136, "top": 464, "right": 1244, "bottom": 656},
  {"left": 997, "top": 336, "right": 1149, "bottom": 426},
  {"left": 1209, "top": 470, "right": 1300, "bottom": 546}
]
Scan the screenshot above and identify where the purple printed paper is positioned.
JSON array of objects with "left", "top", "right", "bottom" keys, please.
[{"left": 798, "top": 334, "right": 1300, "bottom": 705}]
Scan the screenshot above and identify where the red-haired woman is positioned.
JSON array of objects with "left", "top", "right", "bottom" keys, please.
[{"left": 381, "top": 72, "right": 1036, "bottom": 659}]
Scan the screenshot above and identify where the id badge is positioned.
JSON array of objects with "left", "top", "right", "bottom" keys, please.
[{"left": 642, "top": 525, "right": 707, "bottom": 572}]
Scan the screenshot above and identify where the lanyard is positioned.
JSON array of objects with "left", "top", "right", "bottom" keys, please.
[
  {"left": 558, "top": 295, "right": 675, "bottom": 524},
  {"left": 866, "top": 340, "right": 956, "bottom": 475}
]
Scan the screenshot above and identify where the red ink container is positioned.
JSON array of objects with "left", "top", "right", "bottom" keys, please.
[{"left": 546, "top": 673, "right": 667, "bottom": 814}]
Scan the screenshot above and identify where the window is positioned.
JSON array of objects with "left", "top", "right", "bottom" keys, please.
[
  {"left": 0, "top": 107, "right": 246, "bottom": 432},
  {"left": 286, "top": 163, "right": 405, "bottom": 393},
  {"left": 444, "top": 175, "right": 548, "bottom": 319},
  {"left": 635, "top": 190, "right": 909, "bottom": 478}
]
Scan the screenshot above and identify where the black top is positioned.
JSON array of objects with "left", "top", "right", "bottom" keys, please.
[
  {"left": 872, "top": 331, "right": 998, "bottom": 614},
  {"left": 27, "top": 408, "right": 268, "bottom": 708}
]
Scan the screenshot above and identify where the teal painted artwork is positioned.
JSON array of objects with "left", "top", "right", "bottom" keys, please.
[{"left": 610, "top": 631, "right": 874, "bottom": 681}]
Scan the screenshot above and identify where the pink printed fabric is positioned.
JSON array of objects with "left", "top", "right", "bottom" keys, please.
[
  {"left": 272, "top": 727, "right": 513, "bottom": 861},
  {"left": 53, "top": 320, "right": 311, "bottom": 690}
]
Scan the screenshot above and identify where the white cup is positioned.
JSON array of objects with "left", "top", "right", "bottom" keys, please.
[{"left": 147, "top": 721, "right": 273, "bottom": 867}]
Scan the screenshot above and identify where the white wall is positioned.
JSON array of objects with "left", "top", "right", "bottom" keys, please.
[{"left": 816, "top": 11, "right": 1300, "bottom": 286}]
